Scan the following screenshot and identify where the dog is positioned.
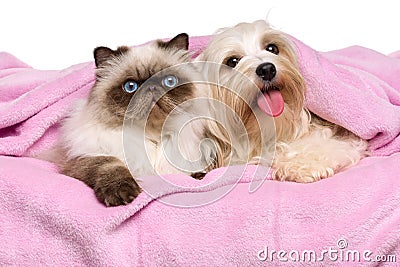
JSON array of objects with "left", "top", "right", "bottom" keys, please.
[{"left": 197, "top": 20, "right": 368, "bottom": 182}]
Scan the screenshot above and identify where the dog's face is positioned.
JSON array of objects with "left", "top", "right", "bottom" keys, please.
[
  {"left": 197, "top": 20, "right": 307, "bottom": 165},
  {"left": 199, "top": 20, "right": 305, "bottom": 120}
]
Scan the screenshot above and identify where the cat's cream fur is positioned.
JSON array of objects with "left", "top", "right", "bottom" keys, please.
[{"left": 53, "top": 34, "right": 213, "bottom": 206}]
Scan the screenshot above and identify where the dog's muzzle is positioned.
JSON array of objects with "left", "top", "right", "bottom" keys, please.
[
  {"left": 256, "top": 63, "right": 276, "bottom": 81},
  {"left": 254, "top": 62, "right": 284, "bottom": 117}
]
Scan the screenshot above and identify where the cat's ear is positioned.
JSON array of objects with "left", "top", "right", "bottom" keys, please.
[
  {"left": 93, "top": 46, "right": 129, "bottom": 67},
  {"left": 158, "top": 33, "right": 189, "bottom": 50}
]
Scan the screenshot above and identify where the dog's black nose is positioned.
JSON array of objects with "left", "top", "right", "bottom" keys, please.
[{"left": 256, "top": 63, "right": 276, "bottom": 81}]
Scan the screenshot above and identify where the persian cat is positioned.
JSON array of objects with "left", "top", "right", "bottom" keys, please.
[{"left": 54, "top": 34, "right": 212, "bottom": 206}]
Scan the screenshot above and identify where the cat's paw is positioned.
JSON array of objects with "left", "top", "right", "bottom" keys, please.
[
  {"left": 94, "top": 169, "right": 141, "bottom": 207},
  {"left": 191, "top": 171, "right": 207, "bottom": 180}
]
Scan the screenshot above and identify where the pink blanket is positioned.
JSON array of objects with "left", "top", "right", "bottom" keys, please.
[{"left": 0, "top": 36, "right": 399, "bottom": 266}]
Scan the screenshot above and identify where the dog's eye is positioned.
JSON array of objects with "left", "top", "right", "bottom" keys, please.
[
  {"left": 266, "top": 44, "right": 279, "bottom": 55},
  {"left": 224, "top": 57, "right": 241, "bottom": 68},
  {"left": 162, "top": 75, "right": 178, "bottom": 88},
  {"left": 123, "top": 80, "right": 139, "bottom": 93}
]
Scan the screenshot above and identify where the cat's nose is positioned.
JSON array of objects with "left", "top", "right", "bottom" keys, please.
[{"left": 149, "top": 85, "right": 157, "bottom": 91}]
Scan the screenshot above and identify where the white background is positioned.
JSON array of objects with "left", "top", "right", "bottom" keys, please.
[{"left": 1, "top": 0, "right": 399, "bottom": 69}]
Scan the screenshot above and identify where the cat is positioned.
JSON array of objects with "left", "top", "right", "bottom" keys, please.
[{"left": 55, "top": 33, "right": 213, "bottom": 206}]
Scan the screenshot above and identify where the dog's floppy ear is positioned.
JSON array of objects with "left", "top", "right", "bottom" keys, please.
[
  {"left": 93, "top": 46, "right": 129, "bottom": 67},
  {"left": 158, "top": 33, "right": 189, "bottom": 50}
]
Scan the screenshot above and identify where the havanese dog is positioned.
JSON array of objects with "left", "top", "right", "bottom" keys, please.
[{"left": 196, "top": 20, "right": 369, "bottom": 182}]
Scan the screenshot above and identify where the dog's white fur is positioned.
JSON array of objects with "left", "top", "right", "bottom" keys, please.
[{"left": 197, "top": 20, "right": 368, "bottom": 182}]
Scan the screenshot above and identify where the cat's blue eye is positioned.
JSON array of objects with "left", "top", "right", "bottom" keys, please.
[
  {"left": 162, "top": 75, "right": 178, "bottom": 88},
  {"left": 123, "top": 80, "right": 138, "bottom": 93}
]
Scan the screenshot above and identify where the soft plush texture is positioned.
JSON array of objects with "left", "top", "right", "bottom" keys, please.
[
  {"left": 0, "top": 35, "right": 399, "bottom": 266},
  {"left": 298, "top": 42, "right": 400, "bottom": 156}
]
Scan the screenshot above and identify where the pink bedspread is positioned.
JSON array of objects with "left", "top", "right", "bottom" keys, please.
[{"left": 0, "top": 35, "right": 399, "bottom": 266}]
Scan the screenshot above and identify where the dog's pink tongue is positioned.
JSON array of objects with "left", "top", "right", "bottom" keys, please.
[{"left": 257, "top": 90, "right": 284, "bottom": 117}]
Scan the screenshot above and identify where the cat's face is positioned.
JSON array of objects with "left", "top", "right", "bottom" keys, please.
[{"left": 89, "top": 33, "right": 199, "bottom": 129}]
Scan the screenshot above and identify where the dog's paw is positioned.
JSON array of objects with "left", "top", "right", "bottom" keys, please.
[
  {"left": 94, "top": 169, "right": 141, "bottom": 207},
  {"left": 273, "top": 163, "right": 334, "bottom": 183}
]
